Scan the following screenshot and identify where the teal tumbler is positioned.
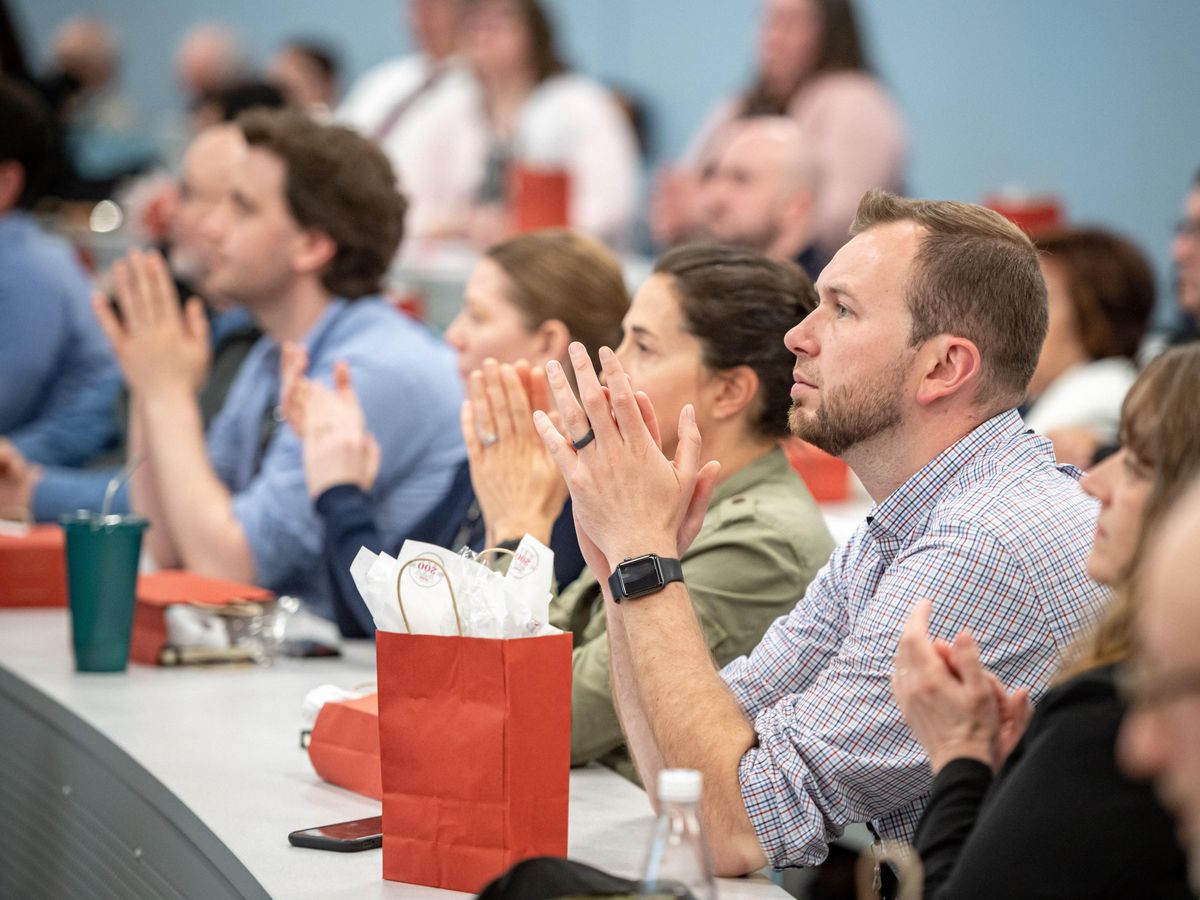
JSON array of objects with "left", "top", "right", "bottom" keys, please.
[{"left": 60, "top": 511, "right": 148, "bottom": 672}]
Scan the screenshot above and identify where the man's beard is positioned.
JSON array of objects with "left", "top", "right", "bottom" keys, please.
[{"left": 788, "top": 357, "right": 909, "bottom": 457}]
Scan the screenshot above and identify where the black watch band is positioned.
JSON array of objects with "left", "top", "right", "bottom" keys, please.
[{"left": 607, "top": 554, "right": 684, "bottom": 603}]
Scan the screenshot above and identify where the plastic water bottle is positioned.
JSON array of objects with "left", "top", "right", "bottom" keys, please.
[{"left": 638, "top": 769, "right": 717, "bottom": 900}]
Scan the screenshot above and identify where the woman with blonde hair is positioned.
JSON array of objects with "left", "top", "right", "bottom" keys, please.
[{"left": 891, "top": 345, "right": 1200, "bottom": 898}]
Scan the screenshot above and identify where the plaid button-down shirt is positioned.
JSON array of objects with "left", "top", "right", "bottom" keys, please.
[{"left": 721, "top": 410, "right": 1108, "bottom": 868}]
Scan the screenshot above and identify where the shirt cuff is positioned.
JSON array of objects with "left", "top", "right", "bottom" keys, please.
[{"left": 32, "top": 467, "right": 127, "bottom": 522}]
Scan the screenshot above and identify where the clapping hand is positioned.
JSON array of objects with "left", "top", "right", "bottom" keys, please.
[
  {"left": 462, "top": 359, "right": 569, "bottom": 547},
  {"left": 531, "top": 342, "right": 720, "bottom": 579},
  {"left": 279, "top": 343, "right": 380, "bottom": 498},
  {"left": 93, "top": 249, "right": 210, "bottom": 396}
]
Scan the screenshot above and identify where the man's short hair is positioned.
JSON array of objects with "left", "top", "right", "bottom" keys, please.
[
  {"left": 851, "top": 190, "right": 1047, "bottom": 410},
  {"left": 237, "top": 108, "right": 406, "bottom": 299},
  {"left": 0, "top": 77, "right": 54, "bottom": 209}
]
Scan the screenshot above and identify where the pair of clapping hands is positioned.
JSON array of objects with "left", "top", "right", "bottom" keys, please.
[
  {"left": 278, "top": 349, "right": 569, "bottom": 547},
  {"left": 280, "top": 340, "right": 725, "bottom": 582},
  {"left": 892, "top": 599, "right": 1033, "bottom": 774}
]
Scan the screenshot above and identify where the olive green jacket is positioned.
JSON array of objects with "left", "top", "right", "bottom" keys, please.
[{"left": 550, "top": 447, "right": 836, "bottom": 783}]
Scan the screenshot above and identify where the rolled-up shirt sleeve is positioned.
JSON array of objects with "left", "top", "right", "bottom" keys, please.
[{"left": 230, "top": 426, "right": 320, "bottom": 589}]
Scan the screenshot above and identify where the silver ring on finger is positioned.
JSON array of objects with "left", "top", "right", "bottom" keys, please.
[{"left": 480, "top": 432, "right": 499, "bottom": 449}]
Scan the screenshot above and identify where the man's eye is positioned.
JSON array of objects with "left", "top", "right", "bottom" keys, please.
[{"left": 836, "top": 303, "right": 851, "bottom": 318}]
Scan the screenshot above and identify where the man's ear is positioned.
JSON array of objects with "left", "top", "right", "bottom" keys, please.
[
  {"left": 293, "top": 228, "right": 337, "bottom": 278},
  {"left": 782, "top": 185, "right": 815, "bottom": 228},
  {"left": 914, "top": 335, "right": 982, "bottom": 407},
  {"left": 709, "top": 364, "right": 761, "bottom": 423},
  {"left": 0, "top": 161, "right": 27, "bottom": 214}
]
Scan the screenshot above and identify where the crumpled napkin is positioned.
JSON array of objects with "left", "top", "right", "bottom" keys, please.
[{"left": 349, "top": 535, "right": 558, "bottom": 638}]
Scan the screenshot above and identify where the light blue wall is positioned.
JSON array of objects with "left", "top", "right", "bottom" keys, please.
[{"left": 12, "top": 0, "right": 1200, "bottom": 316}]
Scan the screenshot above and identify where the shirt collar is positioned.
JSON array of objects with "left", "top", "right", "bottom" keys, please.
[
  {"left": 262, "top": 297, "right": 353, "bottom": 366},
  {"left": 866, "top": 408, "right": 1031, "bottom": 543},
  {"left": 710, "top": 446, "right": 791, "bottom": 507}
]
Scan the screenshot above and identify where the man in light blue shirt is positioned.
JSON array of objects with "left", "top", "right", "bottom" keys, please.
[
  {"left": 94, "top": 109, "right": 463, "bottom": 615},
  {"left": 0, "top": 78, "right": 120, "bottom": 468}
]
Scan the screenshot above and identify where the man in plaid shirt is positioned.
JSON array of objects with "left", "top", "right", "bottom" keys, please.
[{"left": 535, "top": 190, "right": 1109, "bottom": 874}]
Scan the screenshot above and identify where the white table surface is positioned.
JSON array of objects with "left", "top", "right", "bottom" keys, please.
[{"left": 0, "top": 609, "right": 786, "bottom": 899}]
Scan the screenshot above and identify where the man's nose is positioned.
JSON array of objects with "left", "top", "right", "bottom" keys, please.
[{"left": 784, "top": 307, "right": 820, "bottom": 358}]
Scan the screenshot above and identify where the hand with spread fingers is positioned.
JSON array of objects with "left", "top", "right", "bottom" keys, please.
[
  {"left": 462, "top": 358, "right": 567, "bottom": 547},
  {"left": 92, "top": 248, "right": 211, "bottom": 397},
  {"left": 532, "top": 341, "right": 721, "bottom": 576},
  {"left": 892, "top": 598, "right": 1029, "bottom": 774},
  {"left": 278, "top": 345, "right": 380, "bottom": 499}
]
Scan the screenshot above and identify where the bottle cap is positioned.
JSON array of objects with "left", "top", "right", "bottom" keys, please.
[{"left": 657, "top": 768, "right": 702, "bottom": 803}]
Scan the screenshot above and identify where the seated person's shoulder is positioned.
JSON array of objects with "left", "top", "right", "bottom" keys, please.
[
  {"left": 702, "top": 453, "right": 834, "bottom": 558},
  {"left": 328, "top": 299, "right": 450, "bottom": 358},
  {"left": 940, "top": 455, "right": 1092, "bottom": 533},
  {"left": 0, "top": 216, "right": 89, "bottom": 296}
]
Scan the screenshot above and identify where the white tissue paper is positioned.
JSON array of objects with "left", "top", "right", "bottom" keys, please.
[
  {"left": 301, "top": 683, "right": 374, "bottom": 728},
  {"left": 349, "top": 536, "right": 559, "bottom": 638}
]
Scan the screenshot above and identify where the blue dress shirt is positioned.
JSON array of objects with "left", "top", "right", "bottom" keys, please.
[
  {"left": 204, "top": 298, "right": 465, "bottom": 616},
  {"left": 0, "top": 210, "right": 121, "bottom": 466}
]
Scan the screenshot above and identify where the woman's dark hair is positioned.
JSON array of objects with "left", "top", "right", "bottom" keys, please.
[
  {"left": 1034, "top": 227, "right": 1155, "bottom": 361},
  {"left": 467, "top": 0, "right": 566, "bottom": 83},
  {"left": 743, "top": 0, "right": 871, "bottom": 115},
  {"left": 654, "top": 244, "right": 817, "bottom": 439}
]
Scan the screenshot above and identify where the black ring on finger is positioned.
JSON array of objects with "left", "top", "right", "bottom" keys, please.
[{"left": 571, "top": 428, "right": 596, "bottom": 451}]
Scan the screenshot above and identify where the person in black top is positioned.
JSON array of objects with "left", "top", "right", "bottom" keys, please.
[
  {"left": 892, "top": 345, "right": 1200, "bottom": 899},
  {"left": 280, "top": 229, "right": 628, "bottom": 637}
]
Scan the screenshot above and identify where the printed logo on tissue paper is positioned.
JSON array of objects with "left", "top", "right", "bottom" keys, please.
[
  {"left": 408, "top": 556, "right": 445, "bottom": 588},
  {"left": 509, "top": 546, "right": 538, "bottom": 579}
]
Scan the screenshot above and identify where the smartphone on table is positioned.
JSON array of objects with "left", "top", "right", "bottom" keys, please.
[{"left": 288, "top": 815, "right": 383, "bottom": 852}]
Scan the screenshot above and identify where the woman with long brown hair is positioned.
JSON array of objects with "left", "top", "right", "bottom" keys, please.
[{"left": 891, "top": 345, "right": 1200, "bottom": 898}]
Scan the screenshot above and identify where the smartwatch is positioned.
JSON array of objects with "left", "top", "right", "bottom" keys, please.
[{"left": 607, "top": 554, "right": 684, "bottom": 603}]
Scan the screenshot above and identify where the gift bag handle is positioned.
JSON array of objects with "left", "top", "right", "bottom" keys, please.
[
  {"left": 395, "top": 555, "right": 463, "bottom": 636},
  {"left": 393, "top": 547, "right": 519, "bottom": 636}
]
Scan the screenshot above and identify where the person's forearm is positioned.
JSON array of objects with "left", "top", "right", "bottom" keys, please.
[
  {"left": 138, "top": 386, "right": 254, "bottom": 581},
  {"left": 619, "top": 581, "right": 766, "bottom": 875},
  {"left": 128, "top": 398, "right": 180, "bottom": 567},
  {"left": 603, "top": 585, "right": 667, "bottom": 796}
]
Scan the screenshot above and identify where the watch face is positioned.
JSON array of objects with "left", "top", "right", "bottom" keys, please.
[{"left": 618, "top": 555, "right": 663, "bottom": 598}]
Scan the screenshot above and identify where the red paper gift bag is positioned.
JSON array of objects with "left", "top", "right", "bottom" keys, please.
[
  {"left": 307, "top": 692, "right": 383, "bottom": 801},
  {"left": 376, "top": 626, "right": 572, "bottom": 892}
]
